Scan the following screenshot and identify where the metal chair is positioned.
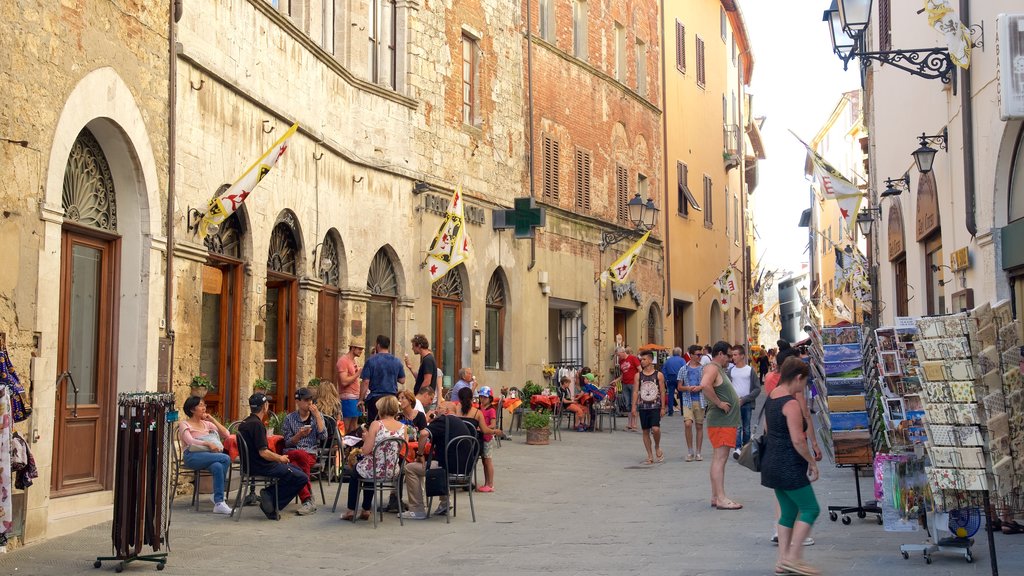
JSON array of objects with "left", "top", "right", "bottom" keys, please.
[
  {"left": 232, "top": 433, "right": 281, "bottom": 521},
  {"left": 427, "top": 435, "right": 480, "bottom": 523},
  {"left": 336, "top": 436, "right": 407, "bottom": 528},
  {"left": 308, "top": 415, "right": 340, "bottom": 504},
  {"left": 507, "top": 387, "right": 525, "bottom": 434},
  {"left": 171, "top": 440, "right": 224, "bottom": 512}
]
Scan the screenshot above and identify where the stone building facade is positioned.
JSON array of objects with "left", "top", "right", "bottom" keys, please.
[
  {"left": 522, "top": 0, "right": 666, "bottom": 375},
  {"left": 0, "top": 0, "right": 171, "bottom": 542}
]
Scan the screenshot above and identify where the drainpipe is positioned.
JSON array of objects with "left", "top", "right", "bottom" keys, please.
[
  {"left": 960, "top": 0, "right": 976, "bottom": 237},
  {"left": 526, "top": 2, "right": 537, "bottom": 271},
  {"left": 659, "top": 0, "right": 672, "bottom": 334},
  {"left": 165, "top": 1, "right": 182, "bottom": 386}
]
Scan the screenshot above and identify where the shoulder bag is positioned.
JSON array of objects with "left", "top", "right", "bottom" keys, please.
[{"left": 736, "top": 402, "right": 767, "bottom": 473}]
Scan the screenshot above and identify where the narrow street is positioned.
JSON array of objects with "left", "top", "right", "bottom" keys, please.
[{"left": 2, "top": 415, "right": 1021, "bottom": 576}]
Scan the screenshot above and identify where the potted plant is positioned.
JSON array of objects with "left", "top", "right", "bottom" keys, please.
[
  {"left": 522, "top": 380, "right": 543, "bottom": 400},
  {"left": 266, "top": 410, "right": 288, "bottom": 436},
  {"left": 523, "top": 410, "right": 552, "bottom": 445},
  {"left": 307, "top": 376, "right": 322, "bottom": 388},
  {"left": 253, "top": 378, "right": 274, "bottom": 394},
  {"left": 189, "top": 373, "right": 212, "bottom": 398}
]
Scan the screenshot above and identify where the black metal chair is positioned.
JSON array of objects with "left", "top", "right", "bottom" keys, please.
[
  {"left": 335, "top": 436, "right": 407, "bottom": 528},
  {"left": 308, "top": 415, "right": 340, "bottom": 504},
  {"left": 171, "top": 440, "right": 224, "bottom": 512},
  {"left": 232, "top": 433, "right": 281, "bottom": 521},
  {"left": 427, "top": 435, "right": 480, "bottom": 523}
]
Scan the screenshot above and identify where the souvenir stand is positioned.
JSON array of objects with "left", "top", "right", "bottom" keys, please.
[
  {"left": 95, "top": 393, "right": 175, "bottom": 572},
  {"left": 819, "top": 324, "right": 882, "bottom": 525},
  {"left": 895, "top": 300, "right": 1023, "bottom": 571}
]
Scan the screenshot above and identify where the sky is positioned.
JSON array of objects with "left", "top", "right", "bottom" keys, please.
[{"left": 742, "top": 0, "right": 860, "bottom": 278}]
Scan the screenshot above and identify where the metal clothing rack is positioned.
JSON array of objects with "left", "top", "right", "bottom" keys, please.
[{"left": 95, "top": 393, "right": 175, "bottom": 573}]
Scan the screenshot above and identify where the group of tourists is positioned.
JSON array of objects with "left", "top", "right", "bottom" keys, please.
[{"left": 610, "top": 339, "right": 823, "bottom": 576}]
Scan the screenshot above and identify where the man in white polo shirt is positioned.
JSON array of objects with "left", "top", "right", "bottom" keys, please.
[{"left": 729, "top": 344, "right": 760, "bottom": 458}]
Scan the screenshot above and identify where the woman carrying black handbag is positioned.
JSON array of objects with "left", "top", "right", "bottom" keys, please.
[{"left": 761, "top": 358, "right": 821, "bottom": 576}]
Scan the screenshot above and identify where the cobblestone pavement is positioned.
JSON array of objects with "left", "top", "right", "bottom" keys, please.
[{"left": 1, "top": 414, "right": 1022, "bottom": 575}]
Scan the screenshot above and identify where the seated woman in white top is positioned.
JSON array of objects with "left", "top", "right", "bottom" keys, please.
[{"left": 178, "top": 396, "right": 233, "bottom": 515}]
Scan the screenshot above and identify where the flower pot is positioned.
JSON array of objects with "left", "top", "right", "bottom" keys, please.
[
  {"left": 525, "top": 427, "right": 550, "bottom": 445},
  {"left": 190, "top": 386, "right": 208, "bottom": 398}
]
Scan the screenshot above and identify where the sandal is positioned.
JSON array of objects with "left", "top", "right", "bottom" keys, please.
[
  {"left": 358, "top": 510, "right": 372, "bottom": 521},
  {"left": 778, "top": 561, "right": 820, "bottom": 576},
  {"left": 716, "top": 499, "right": 743, "bottom": 510},
  {"left": 656, "top": 449, "right": 664, "bottom": 463},
  {"left": 340, "top": 511, "right": 355, "bottom": 521},
  {"left": 642, "top": 458, "right": 655, "bottom": 465}
]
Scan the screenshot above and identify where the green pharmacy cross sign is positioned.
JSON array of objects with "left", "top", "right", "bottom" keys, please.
[{"left": 493, "top": 197, "right": 546, "bottom": 239}]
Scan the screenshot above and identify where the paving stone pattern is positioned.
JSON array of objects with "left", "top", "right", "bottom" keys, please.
[{"left": 1, "top": 415, "right": 1022, "bottom": 575}]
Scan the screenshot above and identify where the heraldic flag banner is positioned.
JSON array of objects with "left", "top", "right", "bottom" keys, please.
[
  {"left": 199, "top": 123, "right": 299, "bottom": 239},
  {"left": 426, "top": 185, "right": 472, "bottom": 283},
  {"left": 607, "top": 231, "right": 650, "bottom": 284}
]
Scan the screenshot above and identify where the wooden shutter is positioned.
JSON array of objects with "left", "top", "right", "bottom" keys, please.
[
  {"left": 575, "top": 149, "right": 591, "bottom": 211},
  {"left": 542, "top": 135, "right": 560, "bottom": 200},
  {"left": 616, "top": 164, "right": 628, "bottom": 223},
  {"left": 878, "top": 0, "right": 892, "bottom": 51},
  {"left": 677, "top": 162, "right": 686, "bottom": 215},
  {"left": 676, "top": 20, "right": 686, "bottom": 73},
  {"left": 704, "top": 175, "right": 713, "bottom": 226},
  {"left": 696, "top": 37, "right": 706, "bottom": 88}
]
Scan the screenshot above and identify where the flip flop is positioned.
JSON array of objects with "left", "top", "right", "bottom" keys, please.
[
  {"left": 642, "top": 458, "right": 655, "bottom": 465},
  {"left": 778, "top": 561, "right": 820, "bottom": 576},
  {"left": 358, "top": 510, "right": 372, "bottom": 521},
  {"left": 656, "top": 450, "right": 665, "bottom": 463},
  {"left": 340, "top": 512, "right": 355, "bottom": 521},
  {"left": 716, "top": 500, "right": 743, "bottom": 510}
]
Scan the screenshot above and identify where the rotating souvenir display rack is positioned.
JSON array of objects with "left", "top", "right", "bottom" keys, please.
[
  {"left": 818, "top": 324, "right": 883, "bottom": 525},
  {"left": 95, "top": 392, "right": 175, "bottom": 573},
  {"left": 896, "top": 300, "right": 1023, "bottom": 570},
  {"left": 873, "top": 323, "right": 925, "bottom": 451}
]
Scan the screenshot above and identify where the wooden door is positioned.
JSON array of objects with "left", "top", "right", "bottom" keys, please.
[
  {"left": 431, "top": 299, "right": 461, "bottom": 389},
  {"left": 316, "top": 289, "right": 340, "bottom": 382},
  {"left": 52, "top": 230, "right": 119, "bottom": 496},
  {"left": 264, "top": 276, "right": 297, "bottom": 412},
  {"left": 614, "top": 309, "right": 629, "bottom": 347},
  {"left": 200, "top": 261, "right": 242, "bottom": 420}
]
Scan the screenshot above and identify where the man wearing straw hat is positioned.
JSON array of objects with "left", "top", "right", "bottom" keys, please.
[{"left": 337, "top": 335, "right": 365, "bottom": 434}]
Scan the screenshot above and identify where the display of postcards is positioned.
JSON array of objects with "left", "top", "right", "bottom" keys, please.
[
  {"left": 879, "top": 351, "right": 901, "bottom": 376},
  {"left": 998, "top": 322, "right": 1021, "bottom": 351},
  {"left": 833, "top": 430, "right": 872, "bottom": 465},
  {"left": 990, "top": 434, "right": 1011, "bottom": 465},
  {"left": 876, "top": 328, "right": 897, "bottom": 352},
  {"left": 918, "top": 337, "right": 972, "bottom": 361},
  {"left": 922, "top": 381, "right": 952, "bottom": 403},
  {"left": 943, "top": 313, "right": 977, "bottom": 339},
  {"left": 828, "top": 395, "right": 866, "bottom": 412},
  {"left": 1003, "top": 347, "right": 1023, "bottom": 370},
  {"left": 971, "top": 302, "right": 993, "bottom": 328},
  {"left": 987, "top": 412, "right": 1009, "bottom": 439},
  {"left": 924, "top": 403, "right": 980, "bottom": 426},
  {"left": 907, "top": 426, "right": 928, "bottom": 444},
  {"left": 982, "top": 369, "right": 1002, "bottom": 395},
  {"left": 904, "top": 394, "right": 923, "bottom": 412},
  {"left": 927, "top": 467, "right": 988, "bottom": 491},
  {"left": 826, "top": 359, "right": 863, "bottom": 379},
  {"left": 1004, "top": 367, "right": 1021, "bottom": 392},
  {"left": 977, "top": 323, "right": 997, "bottom": 348},
  {"left": 928, "top": 446, "right": 986, "bottom": 469},
  {"left": 899, "top": 377, "right": 922, "bottom": 395},
  {"left": 824, "top": 343, "right": 861, "bottom": 363},
  {"left": 993, "top": 299, "right": 1013, "bottom": 327},
  {"left": 982, "top": 391, "right": 1006, "bottom": 416},
  {"left": 928, "top": 424, "right": 984, "bottom": 446},
  {"left": 831, "top": 411, "right": 870, "bottom": 431},
  {"left": 976, "top": 346, "right": 1000, "bottom": 375},
  {"left": 822, "top": 326, "right": 860, "bottom": 345},
  {"left": 947, "top": 360, "right": 976, "bottom": 381},
  {"left": 917, "top": 317, "right": 946, "bottom": 339},
  {"left": 921, "top": 361, "right": 947, "bottom": 382},
  {"left": 827, "top": 377, "right": 866, "bottom": 396},
  {"left": 948, "top": 381, "right": 977, "bottom": 403},
  {"left": 993, "top": 456, "right": 1015, "bottom": 498},
  {"left": 884, "top": 398, "right": 906, "bottom": 422},
  {"left": 1008, "top": 389, "right": 1024, "bottom": 415}
]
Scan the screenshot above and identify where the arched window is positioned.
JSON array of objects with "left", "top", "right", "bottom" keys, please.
[
  {"left": 366, "top": 248, "right": 399, "bottom": 343},
  {"left": 485, "top": 271, "right": 507, "bottom": 370},
  {"left": 62, "top": 128, "right": 118, "bottom": 232},
  {"left": 267, "top": 222, "right": 299, "bottom": 275}
]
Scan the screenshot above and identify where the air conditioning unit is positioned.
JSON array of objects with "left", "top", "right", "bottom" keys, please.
[{"left": 997, "top": 14, "right": 1024, "bottom": 120}]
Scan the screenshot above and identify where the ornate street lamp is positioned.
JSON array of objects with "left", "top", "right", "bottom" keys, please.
[
  {"left": 911, "top": 128, "right": 948, "bottom": 174},
  {"left": 879, "top": 173, "right": 910, "bottom": 198},
  {"left": 600, "top": 193, "right": 659, "bottom": 251},
  {"left": 855, "top": 207, "right": 877, "bottom": 236},
  {"left": 836, "top": 0, "right": 872, "bottom": 36},
  {"left": 823, "top": 2, "right": 856, "bottom": 62}
]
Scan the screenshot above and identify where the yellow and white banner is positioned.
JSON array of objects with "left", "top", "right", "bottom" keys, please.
[
  {"left": 607, "top": 231, "right": 650, "bottom": 284},
  {"left": 200, "top": 123, "right": 299, "bottom": 238},
  {"left": 924, "top": 0, "right": 971, "bottom": 69},
  {"left": 426, "top": 185, "right": 472, "bottom": 282}
]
